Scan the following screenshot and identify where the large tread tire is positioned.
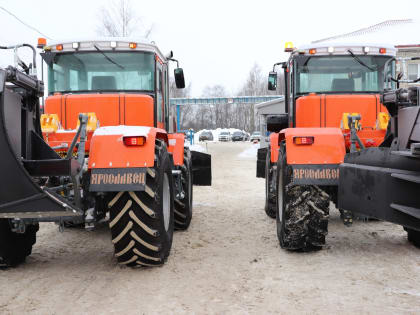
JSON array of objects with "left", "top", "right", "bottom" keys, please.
[
  {"left": 276, "top": 145, "right": 329, "bottom": 251},
  {"left": 265, "top": 147, "right": 276, "bottom": 219},
  {"left": 0, "top": 220, "right": 39, "bottom": 267},
  {"left": 174, "top": 148, "right": 193, "bottom": 230},
  {"left": 406, "top": 228, "right": 420, "bottom": 248},
  {"left": 107, "top": 140, "right": 174, "bottom": 267}
]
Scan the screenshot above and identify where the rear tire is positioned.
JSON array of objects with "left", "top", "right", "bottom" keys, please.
[
  {"left": 0, "top": 220, "right": 39, "bottom": 267},
  {"left": 406, "top": 228, "right": 420, "bottom": 248},
  {"left": 276, "top": 145, "right": 329, "bottom": 251},
  {"left": 174, "top": 148, "right": 193, "bottom": 230},
  {"left": 107, "top": 140, "right": 174, "bottom": 267},
  {"left": 265, "top": 148, "right": 276, "bottom": 219}
]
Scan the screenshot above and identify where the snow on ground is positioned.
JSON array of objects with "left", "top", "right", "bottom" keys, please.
[
  {"left": 238, "top": 142, "right": 260, "bottom": 159},
  {"left": 184, "top": 142, "right": 206, "bottom": 153}
]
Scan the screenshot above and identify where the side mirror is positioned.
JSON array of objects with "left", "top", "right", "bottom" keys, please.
[
  {"left": 266, "top": 114, "right": 289, "bottom": 133},
  {"left": 174, "top": 68, "right": 185, "bottom": 89},
  {"left": 268, "top": 72, "right": 277, "bottom": 91}
]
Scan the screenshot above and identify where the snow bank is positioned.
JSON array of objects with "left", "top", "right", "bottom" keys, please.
[
  {"left": 238, "top": 143, "right": 260, "bottom": 159},
  {"left": 184, "top": 142, "right": 206, "bottom": 153}
]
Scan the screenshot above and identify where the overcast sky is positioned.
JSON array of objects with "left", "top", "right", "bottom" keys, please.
[{"left": 0, "top": 0, "right": 419, "bottom": 96}]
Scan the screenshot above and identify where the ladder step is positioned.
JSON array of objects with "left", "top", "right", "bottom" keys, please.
[
  {"left": 390, "top": 203, "right": 420, "bottom": 220},
  {"left": 391, "top": 173, "right": 420, "bottom": 184}
]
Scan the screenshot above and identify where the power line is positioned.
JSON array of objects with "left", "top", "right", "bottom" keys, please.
[
  {"left": 0, "top": 6, "right": 53, "bottom": 40},
  {"left": 312, "top": 19, "right": 413, "bottom": 44}
]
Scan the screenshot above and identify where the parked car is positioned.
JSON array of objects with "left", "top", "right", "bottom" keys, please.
[
  {"left": 218, "top": 131, "right": 231, "bottom": 142},
  {"left": 199, "top": 130, "right": 214, "bottom": 141},
  {"left": 250, "top": 131, "right": 261, "bottom": 142},
  {"left": 231, "top": 131, "right": 244, "bottom": 141}
]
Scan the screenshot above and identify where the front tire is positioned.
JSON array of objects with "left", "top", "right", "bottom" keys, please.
[
  {"left": 265, "top": 147, "right": 276, "bottom": 219},
  {"left": 174, "top": 148, "right": 193, "bottom": 230},
  {"left": 0, "top": 220, "right": 39, "bottom": 267},
  {"left": 107, "top": 140, "right": 174, "bottom": 267},
  {"left": 275, "top": 146, "right": 329, "bottom": 251}
]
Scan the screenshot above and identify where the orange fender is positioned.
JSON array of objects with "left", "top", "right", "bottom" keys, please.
[
  {"left": 282, "top": 128, "right": 346, "bottom": 165},
  {"left": 167, "top": 133, "right": 185, "bottom": 166},
  {"left": 88, "top": 126, "right": 167, "bottom": 169}
]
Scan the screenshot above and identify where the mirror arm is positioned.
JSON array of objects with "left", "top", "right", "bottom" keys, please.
[{"left": 168, "top": 58, "right": 180, "bottom": 68}]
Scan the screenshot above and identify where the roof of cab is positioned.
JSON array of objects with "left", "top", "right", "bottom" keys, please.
[{"left": 45, "top": 37, "right": 168, "bottom": 62}]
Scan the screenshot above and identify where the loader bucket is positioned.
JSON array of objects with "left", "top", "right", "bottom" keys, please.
[
  {"left": 0, "top": 69, "right": 81, "bottom": 219},
  {"left": 191, "top": 151, "right": 212, "bottom": 186}
]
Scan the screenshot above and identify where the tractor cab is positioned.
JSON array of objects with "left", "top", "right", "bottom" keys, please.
[
  {"left": 269, "top": 43, "right": 396, "bottom": 149},
  {"left": 40, "top": 38, "right": 184, "bottom": 134}
]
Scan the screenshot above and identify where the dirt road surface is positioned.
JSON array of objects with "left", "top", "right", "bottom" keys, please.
[{"left": 1, "top": 142, "right": 419, "bottom": 314}]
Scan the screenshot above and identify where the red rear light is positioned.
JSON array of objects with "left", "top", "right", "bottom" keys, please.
[
  {"left": 123, "top": 136, "right": 145, "bottom": 146},
  {"left": 293, "top": 136, "right": 314, "bottom": 145},
  {"left": 309, "top": 48, "right": 316, "bottom": 55},
  {"left": 379, "top": 48, "right": 386, "bottom": 54},
  {"left": 129, "top": 42, "right": 137, "bottom": 49},
  {"left": 56, "top": 44, "right": 63, "bottom": 51}
]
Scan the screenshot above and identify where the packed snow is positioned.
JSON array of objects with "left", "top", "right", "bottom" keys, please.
[{"left": 238, "top": 143, "right": 260, "bottom": 159}]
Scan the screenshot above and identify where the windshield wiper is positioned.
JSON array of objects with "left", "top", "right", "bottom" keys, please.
[
  {"left": 94, "top": 45, "right": 125, "bottom": 70},
  {"left": 347, "top": 49, "right": 377, "bottom": 71}
]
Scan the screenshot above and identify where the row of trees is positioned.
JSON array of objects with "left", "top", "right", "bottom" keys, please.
[{"left": 97, "top": 0, "right": 284, "bottom": 132}]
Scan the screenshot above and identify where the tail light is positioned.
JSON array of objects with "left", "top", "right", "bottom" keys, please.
[
  {"left": 309, "top": 48, "right": 317, "bottom": 55},
  {"left": 123, "top": 136, "right": 146, "bottom": 146},
  {"left": 293, "top": 136, "right": 314, "bottom": 145},
  {"left": 129, "top": 42, "right": 137, "bottom": 49},
  {"left": 379, "top": 48, "right": 386, "bottom": 54}
]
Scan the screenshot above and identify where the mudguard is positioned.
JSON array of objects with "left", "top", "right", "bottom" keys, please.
[
  {"left": 270, "top": 128, "right": 346, "bottom": 186},
  {"left": 191, "top": 151, "right": 212, "bottom": 186},
  {"left": 88, "top": 126, "right": 169, "bottom": 192}
]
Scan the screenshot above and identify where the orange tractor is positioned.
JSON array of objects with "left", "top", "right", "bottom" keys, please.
[
  {"left": 0, "top": 39, "right": 211, "bottom": 267},
  {"left": 259, "top": 42, "right": 420, "bottom": 250}
]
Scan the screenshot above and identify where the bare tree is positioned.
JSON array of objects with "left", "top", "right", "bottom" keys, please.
[
  {"left": 97, "top": 0, "right": 153, "bottom": 38},
  {"left": 201, "top": 85, "right": 228, "bottom": 129},
  {"left": 170, "top": 77, "right": 193, "bottom": 129}
]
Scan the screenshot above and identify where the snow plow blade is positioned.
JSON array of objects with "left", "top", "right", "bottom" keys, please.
[
  {"left": 191, "top": 151, "right": 212, "bottom": 186},
  {"left": 0, "top": 68, "right": 82, "bottom": 219}
]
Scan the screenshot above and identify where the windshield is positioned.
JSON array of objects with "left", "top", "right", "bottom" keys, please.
[
  {"left": 252, "top": 132, "right": 260, "bottom": 135},
  {"left": 233, "top": 132, "right": 242, "bottom": 136},
  {"left": 296, "top": 55, "right": 394, "bottom": 94},
  {"left": 47, "top": 52, "right": 155, "bottom": 94},
  {"left": 221, "top": 132, "right": 229, "bottom": 135}
]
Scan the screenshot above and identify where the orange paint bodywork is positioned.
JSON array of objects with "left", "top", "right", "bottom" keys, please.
[
  {"left": 45, "top": 94, "right": 154, "bottom": 129},
  {"left": 44, "top": 93, "right": 184, "bottom": 168},
  {"left": 271, "top": 94, "right": 387, "bottom": 165},
  {"left": 88, "top": 128, "right": 166, "bottom": 169},
  {"left": 167, "top": 133, "right": 185, "bottom": 166}
]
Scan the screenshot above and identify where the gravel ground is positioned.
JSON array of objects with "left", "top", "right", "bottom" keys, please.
[{"left": 1, "top": 142, "right": 419, "bottom": 314}]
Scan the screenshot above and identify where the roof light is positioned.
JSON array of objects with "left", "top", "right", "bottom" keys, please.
[
  {"left": 309, "top": 48, "right": 317, "bottom": 55},
  {"left": 129, "top": 42, "right": 137, "bottom": 49},
  {"left": 37, "top": 38, "right": 47, "bottom": 49},
  {"left": 72, "top": 42, "right": 79, "bottom": 49},
  {"left": 363, "top": 46, "right": 370, "bottom": 54},
  {"left": 284, "top": 42, "right": 294, "bottom": 52},
  {"left": 110, "top": 41, "right": 117, "bottom": 48},
  {"left": 328, "top": 46, "right": 334, "bottom": 53},
  {"left": 379, "top": 48, "right": 387, "bottom": 54},
  {"left": 293, "top": 136, "right": 314, "bottom": 145},
  {"left": 56, "top": 44, "right": 63, "bottom": 51},
  {"left": 123, "top": 136, "right": 146, "bottom": 146}
]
